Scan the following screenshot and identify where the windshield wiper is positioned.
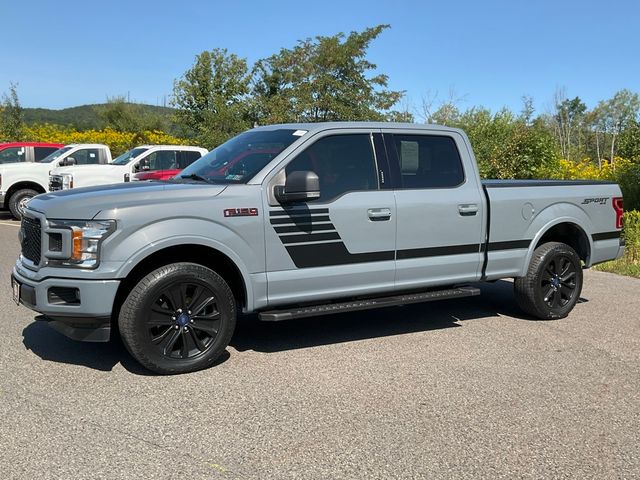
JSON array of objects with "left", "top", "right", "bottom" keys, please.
[{"left": 180, "top": 173, "right": 213, "bottom": 184}]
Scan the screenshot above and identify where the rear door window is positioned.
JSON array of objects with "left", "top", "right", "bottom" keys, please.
[
  {"left": 34, "top": 146, "right": 60, "bottom": 162},
  {"left": 390, "top": 134, "right": 464, "bottom": 189},
  {"left": 177, "top": 150, "right": 202, "bottom": 169}
]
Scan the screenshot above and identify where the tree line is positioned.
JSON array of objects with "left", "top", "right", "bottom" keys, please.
[{"left": 2, "top": 24, "right": 640, "bottom": 183}]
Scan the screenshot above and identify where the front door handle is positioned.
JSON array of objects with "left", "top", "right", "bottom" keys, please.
[
  {"left": 368, "top": 208, "right": 392, "bottom": 221},
  {"left": 458, "top": 204, "right": 478, "bottom": 216}
]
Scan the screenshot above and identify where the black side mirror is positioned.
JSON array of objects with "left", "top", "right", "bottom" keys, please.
[
  {"left": 62, "top": 157, "right": 76, "bottom": 166},
  {"left": 274, "top": 171, "right": 320, "bottom": 203}
]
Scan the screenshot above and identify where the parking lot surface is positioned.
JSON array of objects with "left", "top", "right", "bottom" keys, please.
[{"left": 1, "top": 212, "right": 639, "bottom": 479}]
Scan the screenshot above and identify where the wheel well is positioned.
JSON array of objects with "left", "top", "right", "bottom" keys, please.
[
  {"left": 5, "top": 182, "right": 46, "bottom": 207},
  {"left": 112, "top": 244, "right": 248, "bottom": 325},
  {"left": 535, "top": 222, "right": 590, "bottom": 263}
]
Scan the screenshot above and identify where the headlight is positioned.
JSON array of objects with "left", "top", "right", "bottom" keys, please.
[
  {"left": 46, "top": 220, "right": 115, "bottom": 268},
  {"left": 61, "top": 173, "right": 74, "bottom": 189}
]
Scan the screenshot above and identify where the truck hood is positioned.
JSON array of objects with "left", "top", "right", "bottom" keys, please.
[
  {"left": 0, "top": 162, "right": 51, "bottom": 174},
  {"left": 27, "top": 181, "right": 227, "bottom": 219}
]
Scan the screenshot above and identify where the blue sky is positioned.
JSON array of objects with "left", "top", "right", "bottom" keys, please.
[{"left": 1, "top": 0, "right": 638, "bottom": 117}]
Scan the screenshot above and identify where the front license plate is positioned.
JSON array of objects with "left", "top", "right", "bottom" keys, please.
[{"left": 12, "top": 277, "right": 20, "bottom": 305}]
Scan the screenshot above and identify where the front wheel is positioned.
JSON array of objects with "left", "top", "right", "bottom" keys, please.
[
  {"left": 514, "top": 242, "right": 583, "bottom": 319},
  {"left": 9, "top": 188, "right": 39, "bottom": 219},
  {"left": 118, "top": 262, "right": 236, "bottom": 374}
]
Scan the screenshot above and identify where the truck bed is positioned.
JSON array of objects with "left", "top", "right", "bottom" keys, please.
[{"left": 481, "top": 179, "right": 624, "bottom": 280}]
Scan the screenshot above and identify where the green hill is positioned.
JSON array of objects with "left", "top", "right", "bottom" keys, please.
[{"left": 23, "top": 104, "right": 176, "bottom": 131}]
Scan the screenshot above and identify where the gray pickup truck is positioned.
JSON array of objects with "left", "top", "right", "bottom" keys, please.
[{"left": 11, "top": 122, "right": 625, "bottom": 374}]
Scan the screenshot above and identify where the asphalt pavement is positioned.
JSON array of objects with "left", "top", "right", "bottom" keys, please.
[{"left": 0, "top": 211, "right": 638, "bottom": 479}]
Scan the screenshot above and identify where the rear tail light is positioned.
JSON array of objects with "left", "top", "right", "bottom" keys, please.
[{"left": 612, "top": 197, "right": 624, "bottom": 229}]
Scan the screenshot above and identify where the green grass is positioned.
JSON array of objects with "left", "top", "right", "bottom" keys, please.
[
  {"left": 594, "top": 211, "right": 640, "bottom": 278},
  {"left": 594, "top": 255, "right": 640, "bottom": 278}
]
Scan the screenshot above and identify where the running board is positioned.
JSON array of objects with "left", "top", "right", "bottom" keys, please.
[{"left": 258, "top": 286, "right": 481, "bottom": 322}]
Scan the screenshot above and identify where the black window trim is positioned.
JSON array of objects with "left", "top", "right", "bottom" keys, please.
[{"left": 383, "top": 132, "right": 467, "bottom": 190}]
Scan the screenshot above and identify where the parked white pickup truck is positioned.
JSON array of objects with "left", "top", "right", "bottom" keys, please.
[
  {"left": 49, "top": 145, "right": 208, "bottom": 191},
  {"left": 0, "top": 144, "right": 111, "bottom": 219}
]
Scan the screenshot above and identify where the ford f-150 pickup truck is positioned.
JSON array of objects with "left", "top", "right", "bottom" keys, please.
[
  {"left": 11, "top": 122, "right": 625, "bottom": 374},
  {"left": 0, "top": 143, "right": 111, "bottom": 219},
  {"left": 49, "top": 145, "right": 208, "bottom": 191}
]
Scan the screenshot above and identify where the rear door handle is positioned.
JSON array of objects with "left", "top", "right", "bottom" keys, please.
[
  {"left": 458, "top": 204, "right": 478, "bottom": 216},
  {"left": 368, "top": 208, "right": 392, "bottom": 221}
]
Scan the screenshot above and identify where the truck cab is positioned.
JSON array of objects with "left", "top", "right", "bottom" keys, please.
[
  {"left": 0, "top": 142, "right": 64, "bottom": 164},
  {"left": 49, "top": 145, "right": 208, "bottom": 191},
  {"left": 0, "top": 143, "right": 111, "bottom": 219}
]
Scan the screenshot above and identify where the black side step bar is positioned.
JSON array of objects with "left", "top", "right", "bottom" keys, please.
[{"left": 258, "top": 286, "right": 481, "bottom": 322}]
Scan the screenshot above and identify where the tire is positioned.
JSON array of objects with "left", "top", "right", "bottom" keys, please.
[
  {"left": 9, "top": 189, "right": 39, "bottom": 220},
  {"left": 514, "top": 242, "right": 583, "bottom": 320},
  {"left": 118, "top": 262, "right": 236, "bottom": 374}
]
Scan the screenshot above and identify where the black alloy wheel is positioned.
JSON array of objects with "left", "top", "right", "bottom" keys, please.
[
  {"left": 147, "top": 282, "right": 222, "bottom": 360},
  {"left": 119, "top": 263, "right": 236, "bottom": 374},
  {"left": 514, "top": 242, "right": 583, "bottom": 319},
  {"left": 539, "top": 253, "right": 578, "bottom": 309}
]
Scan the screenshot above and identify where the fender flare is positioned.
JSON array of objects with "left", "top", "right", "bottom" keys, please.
[{"left": 519, "top": 204, "right": 594, "bottom": 276}]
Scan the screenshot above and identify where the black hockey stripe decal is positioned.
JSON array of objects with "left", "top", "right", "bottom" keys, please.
[
  {"left": 485, "top": 239, "right": 532, "bottom": 251},
  {"left": 397, "top": 243, "right": 480, "bottom": 260},
  {"left": 270, "top": 215, "right": 331, "bottom": 225},
  {"left": 286, "top": 240, "right": 535, "bottom": 268},
  {"left": 592, "top": 231, "right": 621, "bottom": 241},
  {"left": 286, "top": 242, "right": 395, "bottom": 268},
  {"left": 270, "top": 208, "right": 329, "bottom": 216},
  {"left": 274, "top": 223, "right": 337, "bottom": 234},
  {"left": 280, "top": 232, "right": 341, "bottom": 244}
]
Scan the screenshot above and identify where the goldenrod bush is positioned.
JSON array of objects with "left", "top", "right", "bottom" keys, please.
[{"left": 23, "top": 124, "right": 190, "bottom": 156}]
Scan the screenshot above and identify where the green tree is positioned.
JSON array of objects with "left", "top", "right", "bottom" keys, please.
[
  {"left": 455, "top": 107, "right": 558, "bottom": 179},
  {"left": 596, "top": 89, "right": 640, "bottom": 166},
  {"left": 95, "top": 96, "right": 167, "bottom": 134},
  {"left": 553, "top": 92, "right": 587, "bottom": 161},
  {"left": 172, "top": 48, "right": 251, "bottom": 148},
  {"left": 618, "top": 119, "right": 640, "bottom": 162},
  {"left": 252, "top": 25, "right": 405, "bottom": 124},
  {"left": 0, "top": 82, "right": 24, "bottom": 141}
]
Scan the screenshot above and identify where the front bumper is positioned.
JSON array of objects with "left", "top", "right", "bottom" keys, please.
[
  {"left": 0, "top": 191, "right": 6, "bottom": 204},
  {"left": 12, "top": 265, "right": 120, "bottom": 342}
]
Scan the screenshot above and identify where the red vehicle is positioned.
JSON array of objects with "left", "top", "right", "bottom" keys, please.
[
  {"left": 132, "top": 169, "right": 181, "bottom": 181},
  {"left": 131, "top": 150, "right": 205, "bottom": 182},
  {"left": 0, "top": 142, "right": 64, "bottom": 164}
]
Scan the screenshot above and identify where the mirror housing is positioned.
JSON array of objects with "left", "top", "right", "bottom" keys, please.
[
  {"left": 61, "top": 157, "right": 76, "bottom": 166},
  {"left": 274, "top": 170, "right": 320, "bottom": 204}
]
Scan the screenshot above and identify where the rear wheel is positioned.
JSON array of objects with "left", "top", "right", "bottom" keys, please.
[
  {"left": 9, "top": 189, "right": 39, "bottom": 219},
  {"left": 118, "top": 262, "right": 236, "bottom": 374},
  {"left": 514, "top": 242, "right": 583, "bottom": 319}
]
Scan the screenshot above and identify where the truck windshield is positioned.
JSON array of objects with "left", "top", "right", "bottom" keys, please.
[
  {"left": 36, "top": 146, "right": 71, "bottom": 163},
  {"left": 111, "top": 147, "right": 149, "bottom": 165},
  {"left": 176, "top": 129, "right": 300, "bottom": 184}
]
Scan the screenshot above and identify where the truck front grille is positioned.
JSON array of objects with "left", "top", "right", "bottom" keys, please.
[
  {"left": 49, "top": 175, "right": 63, "bottom": 191},
  {"left": 21, "top": 216, "right": 42, "bottom": 265}
]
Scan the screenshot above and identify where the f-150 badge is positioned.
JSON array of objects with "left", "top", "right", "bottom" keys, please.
[{"left": 224, "top": 208, "right": 259, "bottom": 217}]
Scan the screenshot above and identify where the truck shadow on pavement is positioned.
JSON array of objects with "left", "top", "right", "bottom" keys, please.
[
  {"left": 232, "top": 280, "right": 531, "bottom": 353},
  {"left": 21, "top": 280, "right": 586, "bottom": 374}
]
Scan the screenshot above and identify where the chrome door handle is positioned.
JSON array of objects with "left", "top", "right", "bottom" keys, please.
[
  {"left": 368, "top": 208, "right": 392, "bottom": 221},
  {"left": 458, "top": 204, "right": 478, "bottom": 216}
]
